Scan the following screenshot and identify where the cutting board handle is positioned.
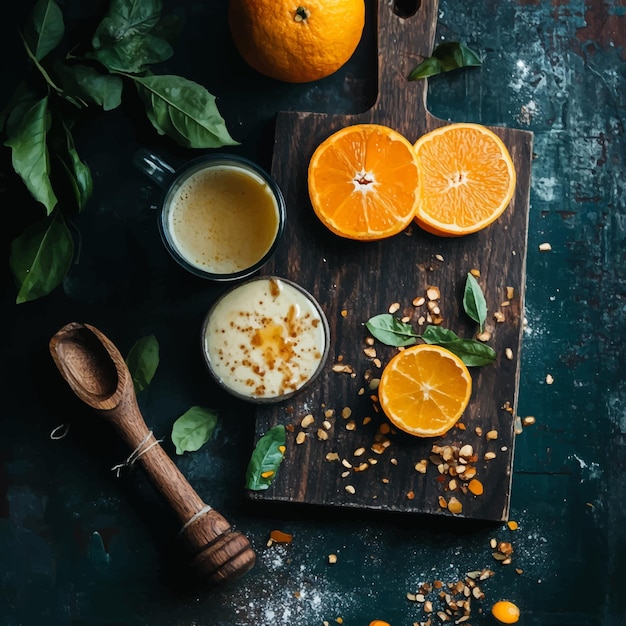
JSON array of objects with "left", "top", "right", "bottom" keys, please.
[{"left": 374, "top": 0, "right": 439, "bottom": 125}]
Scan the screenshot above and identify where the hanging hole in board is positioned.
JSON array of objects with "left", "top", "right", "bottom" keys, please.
[{"left": 393, "top": 0, "right": 420, "bottom": 18}]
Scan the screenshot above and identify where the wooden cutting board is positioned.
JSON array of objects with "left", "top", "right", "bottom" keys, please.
[{"left": 251, "top": 0, "right": 533, "bottom": 522}]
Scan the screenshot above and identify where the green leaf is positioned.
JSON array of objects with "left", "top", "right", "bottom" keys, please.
[
  {"left": 10, "top": 213, "right": 74, "bottom": 303},
  {"left": 88, "top": 0, "right": 172, "bottom": 73},
  {"left": 422, "top": 325, "right": 496, "bottom": 367},
  {"left": 365, "top": 313, "right": 419, "bottom": 347},
  {"left": 24, "top": 0, "right": 64, "bottom": 62},
  {"left": 408, "top": 42, "right": 482, "bottom": 80},
  {"left": 92, "top": 0, "right": 162, "bottom": 48},
  {"left": 57, "top": 64, "right": 123, "bottom": 111},
  {"left": 133, "top": 74, "right": 239, "bottom": 148},
  {"left": 87, "top": 33, "right": 173, "bottom": 74},
  {"left": 245, "top": 425, "right": 286, "bottom": 491},
  {"left": 59, "top": 123, "right": 93, "bottom": 211},
  {"left": 171, "top": 407, "right": 218, "bottom": 455},
  {"left": 125, "top": 334, "right": 159, "bottom": 393},
  {"left": 463, "top": 272, "right": 488, "bottom": 331},
  {"left": 4, "top": 96, "right": 57, "bottom": 214}
]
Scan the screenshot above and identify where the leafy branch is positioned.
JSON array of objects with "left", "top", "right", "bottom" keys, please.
[
  {"left": 365, "top": 273, "right": 496, "bottom": 367},
  {"left": 2, "top": 0, "right": 238, "bottom": 304}
]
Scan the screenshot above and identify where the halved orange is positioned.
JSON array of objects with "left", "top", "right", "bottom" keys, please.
[
  {"left": 413, "top": 123, "right": 516, "bottom": 236},
  {"left": 378, "top": 343, "right": 472, "bottom": 438},
  {"left": 308, "top": 124, "right": 421, "bottom": 240}
]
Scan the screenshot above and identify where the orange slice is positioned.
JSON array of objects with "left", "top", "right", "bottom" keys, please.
[
  {"left": 413, "top": 123, "right": 516, "bottom": 236},
  {"left": 308, "top": 124, "right": 421, "bottom": 240},
  {"left": 378, "top": 344, "right": 472, "bottom": 438}
]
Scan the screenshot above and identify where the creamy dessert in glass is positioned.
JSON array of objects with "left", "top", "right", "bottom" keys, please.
[{"left": 201, "top": 276, "right": 330, "bottom": 402}]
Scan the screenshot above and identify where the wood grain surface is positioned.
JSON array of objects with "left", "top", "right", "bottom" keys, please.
[{"left": 251, "top": 0, "right": 533, "bottom": 521}]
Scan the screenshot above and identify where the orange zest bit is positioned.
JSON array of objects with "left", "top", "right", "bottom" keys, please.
[{"left": 269, "top": 529, "right": 293, "bottom": 544}]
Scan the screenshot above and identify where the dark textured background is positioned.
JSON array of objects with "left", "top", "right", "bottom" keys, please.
[{"left": 1, "top": 0, "right": 625, "bottom": 624}]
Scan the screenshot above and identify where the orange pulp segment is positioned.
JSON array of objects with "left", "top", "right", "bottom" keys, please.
[
  {"left": 378, "top": 344, "right": 472, "bottom": 438},
  {"left": 308, "top": 124, "right": 421, "bottom": 240},
  {"left": 413, "top": 123, "right": 516, "bottom": 236}
]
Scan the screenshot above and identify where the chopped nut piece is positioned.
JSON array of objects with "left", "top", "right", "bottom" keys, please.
[
  {"left": 325, "top": 409, "right": 335, "bottom": 418},
  {"left": 345, "top": 420, "right": 356, "bottom": 431},
  {"left": 448, "top": 478, "right": 458, "bottom": 491},
  {"left": 363, "top": 416, "right": 372, "bottom": 425},
  {"left": 373, "top": 358, "right": 382, "bottom": 368},
  {"left": 369, "top": 378, "right": 380, "bottom": 390},
  {"left": 388, "top": 302, "right": 401, "bottom": 314},
  {"left": 317, "top": 428, "right": 329, "bottom": 440},
  {"left": 325, "top": 452, "right": 340, "bottom": 462},
  {"left": 476, "top": 330, "right": 492, "bottom": 342},
  {"left": 341, "top": 470, "right": 350, "bottom": 478},
  {"left": 426, "top": 286, "right": 440, "bottom": 301},
  {"left": 354, "top": 462, "right": 369, "bottom": 472},
  {"left": 415, "top": 460, "right": 428, "bottom": 473},
  {"left": 475, "top": 426, "right": 483, "bottom": 436},
  {"left": 539, "top": 242, "right": 552, "bottom": 251},
  {"left": 522, "top": 415, "right": 536, "bottom": 426},
  {"left": 406, "top": 592, "right": 417, "bottom": 602},
  {"left": 424, "top": 599, "right": 433, "bottom": 613},
  {"left": 413, "top": 296, "right": 426, "bottom": 307},
  {"left": 493, "top": 311, "right": 505, "bottom": 323},
  {"left": 332, "top": 363, "right": 354, "bottom": 374},
  {"left": 322, "top": 420, "right": 332, "bottom": 430},
  {"left": 472, "top": 587, "right": 485, "bottom": 600},
  {"left": 300, "top": 414, "right": 315, "bottom": 428},
  {"left": 269, "top": 529, "right": 293, "bottom": 544},
  {"left": 507, "top": 520, "right": 519, "bottom": 531},
  {"left": 459, "top": 444, "right": 473, "bottom": 458},
  {"left": 296, "top": 431, "right": 306, "bottom": 445},
  {"left": 363, "top": 347, "right": 377, "bottom": 358},
  {"left": 486, "top": 430, "right": 498, "bottom": 440},
  {"left": 506, "top": 286, "right": 515, "bottom": 299},
  {"left": 435, "top": 254, "right": 444, "bottom": 262},
  {"left": 341, "top": 459, "right": 352, "bottom": 469},
  {"left": 344, "top": 485, "right": 355, "bottom": 494},
  {"left": 407, "top": 490, "right": 415, "bottom": 500},
  {"left": 448, "top": 497, "right": 463, "bottom": 514},
  {"left": 438, "top": 495, "right": 448, "bottom": 509},
  {"left": 546, "top": 373, "right": 554, "bottom": 384},
  {"left": 354, "top": 447, "right": 366, "bottom": 457},
  {"left": 484, "top": 451, "right": 497, "bottom": 461},
  {"left": 505, "top": 347, "right": 514, "bottom": 360},
  {"left": 340, "top": 309, "right": 348, "bottom": 317},
  {"left": 327, "top": 553, "right": 337, "bottom": 564},
  {"left": 365, "top": 336, "right": 375, "bottom": 346},
  {"left": 470, "top": 268, "right": 481, "bottom": 277}
]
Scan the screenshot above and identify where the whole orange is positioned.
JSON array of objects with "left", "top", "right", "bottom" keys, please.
[{"left": 228, "top": 0, "right": 366, "bottom": 83}]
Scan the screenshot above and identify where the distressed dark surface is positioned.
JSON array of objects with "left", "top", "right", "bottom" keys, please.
[
  {"left": 251, "top": 0, "right": 533, "bottom": 522},
  {"left": 1, "top": 0, "right": 625, "bottom": 625}
]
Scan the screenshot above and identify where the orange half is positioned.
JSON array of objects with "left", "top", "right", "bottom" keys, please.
[
  {"left": 413, "top": 123, "right": 516, "bottom": 236},
  {"left": 308, "top": 124, "right": 421, "bottom": 240},
  {"left": 378, "top": 343, "right": 472, "bottom": 438}
]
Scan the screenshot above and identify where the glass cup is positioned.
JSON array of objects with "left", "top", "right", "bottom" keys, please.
[
  {"left": 201, "top": 276, "right": 330, "bottom": 403},
  {"left": 134, "top": 149, "right": 286, "bottom": 281}
]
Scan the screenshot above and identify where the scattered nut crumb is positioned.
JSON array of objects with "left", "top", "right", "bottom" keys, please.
[
  {"left": 344, "top": 485, "right": 355, "bottom": 494},
  {"left": 546, "top": 373, "right": 554, "bottom": 384},
  {"left": 522, "top": 415, "right": 536, "bottom": 426},
  {"left": 539, "top": 242, "right": 552, "bottom": 251},
  {"left": 300, "top": 414, "right": 314, "bottom": 428},
  {"left": 388, "top": 302, "right": 401, "bottom": 314},
  {"left": 413, "top": 296, "right": 426, "bottom": 307},
  {"left": 505, "top": 347, "right": 514, "bottom": 360},
  {"left": 296, "top": 431, "right": 306, "bottom": 445},
  {"left": 327, "top": 553, "right": 337, "bottom": 564}
]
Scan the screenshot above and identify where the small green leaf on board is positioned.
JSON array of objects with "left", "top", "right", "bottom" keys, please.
[{"left": 245, "top": 425, "right": 286, "bottom": 491}]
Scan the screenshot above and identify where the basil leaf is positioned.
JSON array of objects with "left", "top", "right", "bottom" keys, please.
[
  {"left": 463, "top": 273, "right": 488, "bottom": 331},
  {"left": 24, "top": 0, "right": 64, "bottom": 62},
  {"left": 58, "top": 64, "right": 123, "bottom": 111},
  {"left": 125, "top": 334, "right": 159, "bottom": 393},
  {"left": 88, "top": 34, "right": 173, "bottom": 74},
  {"left": 89, "top": 0, "right": 172, "bottom": 73},
  {"left": 10, "top": 213, "right": 73, "bottom": 303},
  {"left": 59, "top": 123, "right": 93, "bottom": 211},
  {"left": 4, "top": 96, "right": 57, "bottom": 214},
  {"left": 365, "top": 313, "right": 419, "bottom": 347},
  {"left": 422, "top": 325, "right": 496, "bottom": 367},
  {"left": 171, "top": 407, "right": 218, "bottom": 456},
  {"left": 92, "top": 0, "right": 162, "bottom": 48},
  {"left": 133, "top": 74, "right": 239, "bottom": 148},
  {"left": 245, "top": 425, "right": 286, "bottom": 491},
  {"left": 408, "top": 42, "right": 481, "bottom": 80}
]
